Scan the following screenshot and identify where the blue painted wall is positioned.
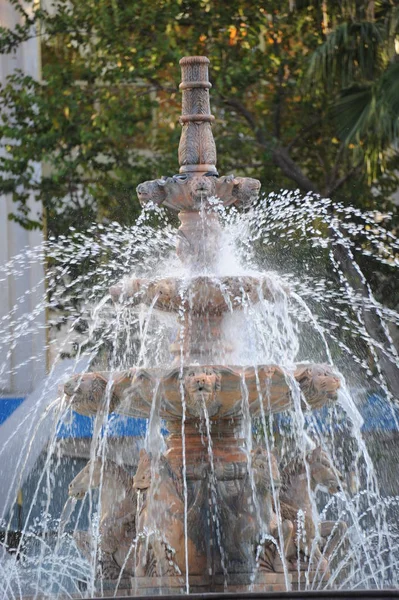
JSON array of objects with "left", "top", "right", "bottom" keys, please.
[{"left": 0, "top": 397, "right": 147, "bottom": 438}]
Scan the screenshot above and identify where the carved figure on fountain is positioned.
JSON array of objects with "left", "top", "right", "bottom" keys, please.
[
  {"left": 68, "top": 458, "right": 138, "bottom": 579},
  {"left": 230, "top": 177, "right": 262, "bottom": 209},
  {"left": 219, "top": 447, "right": 277, "bottom": 570},
  {"left": 243, "top": 448, "right": 293, "bottom": 574},
  {"left": 133, "top": 449, "right": 207, "bottom": 577},
  {"left": 136, "top": 173, "right": 261, "bottom": 212},
  {"left": 136, "top": 178, "right": 167, "bottom": 207},
  {"left": 133, "top": 448, "right": 153, "bottom": 493},
  {"left": 63, "top": 372, "right": 122, "bottom": 416},
  {"left": 184, "top": 366, "right": 222, "bottom": 418},
  {"left": 278, "top": 447, "right": 347, "bottom": 574},
  {"left": 295, "top": 364, "right": 341, "bottom": 409}
]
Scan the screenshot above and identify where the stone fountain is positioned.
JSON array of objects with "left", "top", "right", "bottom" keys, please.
[{"left": 64, "top": 56, "right": 344, "bottom": 595}]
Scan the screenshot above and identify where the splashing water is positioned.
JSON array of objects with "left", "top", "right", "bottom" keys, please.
[{"left": 0, "top": 190, "right": 399, "bottom": 597}]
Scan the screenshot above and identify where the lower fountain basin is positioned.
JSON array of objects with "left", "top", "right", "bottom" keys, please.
[
  {"left": 63, "top": 362, "right": 340, "bottom": 419},
  {"left": 86, "top": 589, "right": 399, "bottom": 599}
]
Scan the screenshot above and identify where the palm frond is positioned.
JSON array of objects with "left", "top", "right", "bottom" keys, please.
[
  {"left": 307, "top": 21, "right": 384, "bottom": 89},
  {"left": 333, "top": 84, "right": 373, "bottom": 142},
  {"left": 332, "top": 61, "right": 399, "bottom": 179},
  {"left": 382, "top": 60, "right": 399, "bottom": 119},
  {"left": 334, "top": 61, "right": 399, "bottom": 144},
  {"left": 377, "top": 1, "right": 399, "bottom": 58}
]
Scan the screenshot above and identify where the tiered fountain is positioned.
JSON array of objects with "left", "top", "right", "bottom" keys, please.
[{"left": 64, "top": 56, "right": 345, "bottom": 595}]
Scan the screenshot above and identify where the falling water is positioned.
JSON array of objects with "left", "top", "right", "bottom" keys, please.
[{"left": 0, "top": 188, "right": 399, "bottom": 597}]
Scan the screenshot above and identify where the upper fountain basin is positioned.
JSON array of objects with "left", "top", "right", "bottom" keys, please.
[
  {"left": 109, "top": 274, "right": 288, "bottom": 314},
  {"left": 63, "top": 362, "right": 340, "bottom": 420},
  {"left": 136, "top": 173, "right": 261, "bottom": 211}
]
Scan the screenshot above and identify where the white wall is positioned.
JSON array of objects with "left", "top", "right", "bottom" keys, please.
[{"left": 0, "top": 0, "right": 46, "bottom": 395}]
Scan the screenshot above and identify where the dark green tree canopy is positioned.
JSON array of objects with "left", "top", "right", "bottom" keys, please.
[{"left": 0, "top": 0, "right": 398, "bottom": 234}]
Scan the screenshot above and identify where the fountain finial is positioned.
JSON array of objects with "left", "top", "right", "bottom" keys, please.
[
  {"left": 178, "top": 56, "right": 217, "bottom": 175},
  {"left": 136, "top": 55, "right": 261, "bottom": 215}
]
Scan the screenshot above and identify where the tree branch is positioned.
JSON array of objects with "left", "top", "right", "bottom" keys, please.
[
  {"left": 325, "top": 160, "right": 363, "bottom": 196},
  {"left": 223, "top": 97, "right": 319, "bottom": 193},
  {"left": 223, "top": 97, "right": 268, "bottom": 147},
  {"left": 286, "top": 117, "right": 322, "bottom": 151},
  {"left": 272, "top": 146, "right": 319, "bottom": 193},
  {"left": 327, "top": 142, "right": 346, "bottom": 187}
]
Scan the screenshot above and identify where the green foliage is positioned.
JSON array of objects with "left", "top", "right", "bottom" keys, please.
[
  {"left": 332, "top": 62, "right": 399, "bottom": 177},
  {"left": 308, "top": 21, "right": 384, "bottom": 88},
  {"left": 306, "top": 1, "right": 399, "bottom": 181},
  {"left": 0, "top": 0, "right": 398, "bottom": 235}
]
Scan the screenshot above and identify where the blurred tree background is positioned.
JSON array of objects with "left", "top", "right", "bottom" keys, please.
[{"left": 0, "top": 0, "right": 398, "bottom": 237}]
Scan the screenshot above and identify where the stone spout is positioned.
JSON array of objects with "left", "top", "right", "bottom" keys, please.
[{"left": 178, "top": 56, "right": 217, "bottom": 174}]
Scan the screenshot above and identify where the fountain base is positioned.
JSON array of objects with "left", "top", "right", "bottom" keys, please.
[
  {"left": 90, "top": 574, "right": 397, "bottom": 598},
  {"left": 94, "top": 571, "right": 319, "bottom": 596}
]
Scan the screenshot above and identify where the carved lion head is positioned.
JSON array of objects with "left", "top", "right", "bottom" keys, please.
[
  {"left": 184, "top": 367, "right": 222, "bottom": 418},
  {"left": 64, "top": 373, "right": 112, "bottom": 416},
  {"left": 187, "top": 175, "right": 217, "bottom": 205},
  {"left": 296, "top": 363, "right": 340, "bottom": 409},
  {"left": 136, "top": 179, "right": 166, "bottom": 206},
  {"left": 232, "top": 177, "right": 261, "bottom": 208},
  {"left": 307, "top": 447, "right": 346, "bottom": 494}
]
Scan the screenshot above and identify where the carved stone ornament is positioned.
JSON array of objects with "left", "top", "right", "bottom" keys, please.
[
  {"left": 109, "top": 274, "right": 287, "bottom": 314},
  {"left": 64, "top": 363, "right": 340, "bottom": 420},
  {"left": 136, "top": 174, "right": 261, "bottom": 212},
  {"left": 276, "top": 447, "right": 348, "bottom": 576},
  {"left": 68, "top": 458, "right": 138, "bottom": 578},
  {"left": 63, "top": 372, "right": 122, "bottom": 416},
  {"left": 183, "top": 366, "right": 222, "bottom": 417},
  {"left": 133, "top": 449, "right": 207, "bottom": 576}
]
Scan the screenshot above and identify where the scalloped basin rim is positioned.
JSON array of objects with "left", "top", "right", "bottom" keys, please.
[
  {"left": 109, "top": 274, "right": 289, "bottom": 312},
  {"left": 64, "top": 362, "right": 340, "bottom": 420}
]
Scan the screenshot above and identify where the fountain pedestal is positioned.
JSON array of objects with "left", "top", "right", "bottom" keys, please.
[{"left": 165, "top": 418, "right": 247, "bottom": 475}]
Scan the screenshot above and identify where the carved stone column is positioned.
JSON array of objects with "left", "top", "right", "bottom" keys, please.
[{"left": 178, "top": 56, "right": 217, "bottom": 174}]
